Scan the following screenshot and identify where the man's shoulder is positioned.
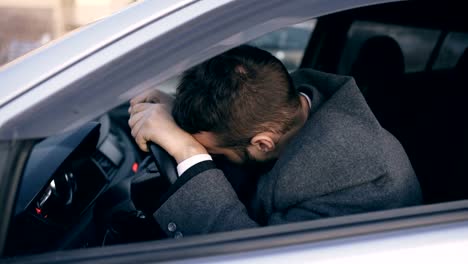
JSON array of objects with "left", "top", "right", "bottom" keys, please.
[
  {"left": 270, "top": 69, "right": 395, "bottom": 199},
  {"left": 274, "top": 109, "right": 388, "bottom": 191}
]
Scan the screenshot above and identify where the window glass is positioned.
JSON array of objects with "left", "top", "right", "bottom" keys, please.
[
  {"left": 160, "top": 20, "right": 317, "bottom": 95},
  {"left": 433, "top": 32, "right": 468, "bottom": 70},
  {"left": 249, "top": 20, "right": 317, "bottom": 72},
  {"left": 338, "top": 21, "right": 441, "bottom": 74},
  {"left": 0, "top": 0, "right": 137, "bottom": 67}
]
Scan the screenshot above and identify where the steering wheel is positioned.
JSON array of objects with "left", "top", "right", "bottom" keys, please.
[
  {"left": 148, "top": 143, "right": 178, "bottom": 185},
  {"left": 95, "top": 143, "right": 178, "bottom": 244}
]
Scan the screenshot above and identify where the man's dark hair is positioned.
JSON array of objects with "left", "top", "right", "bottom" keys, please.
[{"left": 172, "top": 45, "right": 300, "bottom": 148}]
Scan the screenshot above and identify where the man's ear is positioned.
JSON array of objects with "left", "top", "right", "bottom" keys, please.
[{"left": 250, "top": 133, "right": 277, "bottom": 153}]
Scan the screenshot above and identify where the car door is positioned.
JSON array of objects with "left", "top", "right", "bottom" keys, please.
[{"left": 3, "top": 0, "right": 468, "bottom": 263}]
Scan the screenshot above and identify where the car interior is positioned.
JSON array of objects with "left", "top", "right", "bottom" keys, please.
[
  {"left": 4, "top": 0, "right": 468, "bottom": 258},
  {"left": 302, "top": 1, "right": 468, "bottom": 204}
]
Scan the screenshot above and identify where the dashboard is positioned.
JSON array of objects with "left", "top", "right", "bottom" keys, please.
[{"left": 5, "top": 114, "right": 140, "bottom": 256}]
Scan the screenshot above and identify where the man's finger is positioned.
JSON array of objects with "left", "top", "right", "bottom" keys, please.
[
  {"left": 135, "top": 129, "right": 150, "bottom": 152},
  {"left": 128, "top": 110, "right": 146, "bottom": 129},
  {"left": 130, "top": 115, "right": 146, "bottom": 138},
  {"left": 130, "top": 103, "right": 154, "bottom": 115},
  {"left": 130, "top": 91, "right": 150, "bottom": 106},
  {"left": 130, "top": 89, "right": 160, "bottom": 106}
]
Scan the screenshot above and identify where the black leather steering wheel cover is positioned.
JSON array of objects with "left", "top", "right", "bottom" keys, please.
[{"left": 148, "top": 143, "right": 178, "bottom": 185}]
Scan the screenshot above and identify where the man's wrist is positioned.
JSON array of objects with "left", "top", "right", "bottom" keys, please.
[{"left": 171, "top": 143, "right": 208, "bottom": 164}]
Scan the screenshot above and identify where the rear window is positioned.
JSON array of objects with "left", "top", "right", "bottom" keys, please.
[
  {"left": 433, "top": 32, "right": 468, "bottom": 70},
  {"left": 338, "top": 20, "right": 441, "bottom": 74}
]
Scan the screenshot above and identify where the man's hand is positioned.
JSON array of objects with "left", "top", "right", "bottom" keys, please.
[
  {"left": 130, "top": 89, "right": 175, "bottom": 107},
  {"left": 128, "top": 102, "right": 207, "bottom": 163}
]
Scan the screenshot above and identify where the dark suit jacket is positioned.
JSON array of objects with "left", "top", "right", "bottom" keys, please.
[{"left": 153, "top": 69, "right": 422, "bottom": 237}]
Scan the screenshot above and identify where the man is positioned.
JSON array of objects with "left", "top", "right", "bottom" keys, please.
[{"left": 128, "top": 45, "right": 422, "bottom": 238}]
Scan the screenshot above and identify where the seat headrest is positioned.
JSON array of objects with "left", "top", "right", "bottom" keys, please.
[{"left": 351, "top": 36, "right": 405, "bottom": 87}]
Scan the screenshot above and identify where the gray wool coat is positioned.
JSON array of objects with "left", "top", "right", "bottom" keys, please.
[{"left": 153, "top": 69, "right": 422, "bottom": 237}]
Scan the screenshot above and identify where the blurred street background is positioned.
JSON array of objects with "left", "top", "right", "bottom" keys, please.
[{"left": 0, "top": 0, "right": 137, "bottom": 66}]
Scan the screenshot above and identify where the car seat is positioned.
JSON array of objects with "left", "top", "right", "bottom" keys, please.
[
  {"left": 407, "top": 47, "right": 468, "bottom": 203},
  {"left": 350, "top": 35, "right": 406, "bottom": 139}
]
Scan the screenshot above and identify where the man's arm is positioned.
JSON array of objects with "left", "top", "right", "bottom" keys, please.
[
  {"left": 128, "top": 102, "right": 207, "bottom": 158},
  {"left": 153, "top": 162, "right": 259, "bottom": 237}
]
